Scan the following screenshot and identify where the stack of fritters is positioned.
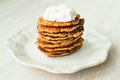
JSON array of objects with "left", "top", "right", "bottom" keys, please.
[{"left": 36, "top": 14, "right": 84, "bottom": 57}]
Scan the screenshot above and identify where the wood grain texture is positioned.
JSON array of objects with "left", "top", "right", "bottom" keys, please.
[{"left": 0, "top": 0, "right": 120, "bottom": 80}]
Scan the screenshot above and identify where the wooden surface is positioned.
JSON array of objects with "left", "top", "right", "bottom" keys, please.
[{"left": 0, "top": 0, "right": 120, "bottom": 80}]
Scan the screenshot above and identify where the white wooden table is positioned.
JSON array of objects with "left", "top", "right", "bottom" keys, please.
[{"left": 0, "top": 0, "right": 120, "bottom": 80}]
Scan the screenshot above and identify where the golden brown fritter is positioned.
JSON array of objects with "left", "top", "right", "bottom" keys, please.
[
  {"left": 39, "top": 38, "right": 83, "bottom": 52},
  {"left": 38, "top": 26, "right": 84, "bottom": 37},
  {"left": 38, "top": 44, "right": 82, "bottom": 57},
  {"left": 37, "top": 19, "right": 84, "bottom": 33},
  {"left": 35, "top": 36, "right": 83, "bottom": 48}
]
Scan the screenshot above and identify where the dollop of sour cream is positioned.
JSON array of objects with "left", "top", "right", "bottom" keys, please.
[{"left": 42, "top": 4, "right": 77, "bottom": 22}]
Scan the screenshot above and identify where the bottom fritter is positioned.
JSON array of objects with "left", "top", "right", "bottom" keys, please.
[
  {"left": 38, "top": 45, "right": 82, "bottom": 57},
  {"left": 37, "top": 38, "right": 83, "bottom": 57}
]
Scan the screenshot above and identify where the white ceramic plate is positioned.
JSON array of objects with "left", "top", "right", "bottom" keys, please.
[{"left": 7, "top": 26, "right": 111, "bottom": 74}]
